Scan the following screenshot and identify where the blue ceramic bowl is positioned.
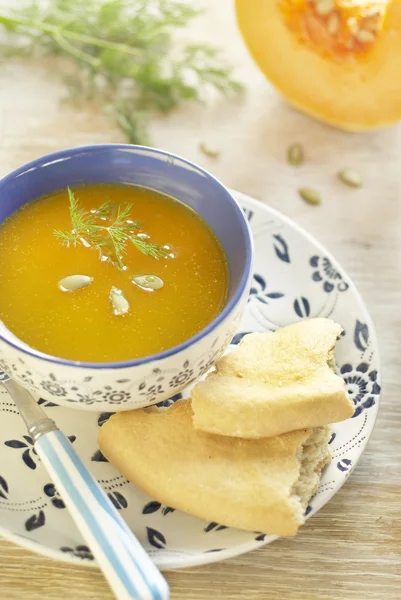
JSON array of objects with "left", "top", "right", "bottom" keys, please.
[{"left": 0, "top": 144, "right": 253, "bottom": 410}]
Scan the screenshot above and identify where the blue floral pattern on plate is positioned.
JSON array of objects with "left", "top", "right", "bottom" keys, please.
[
  {"left": 340, "top": 362, "right": 380, "bottom": 418},
  {"left": 309, "top": 255, "right": 349, "bottom": 293},
  {"left": 0, "top": 190, "right": 380, "bottom": 571}
]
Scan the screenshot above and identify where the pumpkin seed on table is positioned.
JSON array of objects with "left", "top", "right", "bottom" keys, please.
[
  {"left": 58, "top": 274, "right": 93, "bottom": 292},
  {"left": 287, "top": 143, "right": 304, "bottom": 166},
  {"left": 132, "top": 274, "right": 164, "bottom": 291},
  {"left": 337, "top": 168, "right": 363, "bottom": 188},
  {"left": 109, "top": 286, "right": 130, "bottom": 316},
  {"left": 298, "top": 187, "right": 322, "bottom": 206},
  {"left": 199, "top": 143, "right": 220, "bottom": 158}
]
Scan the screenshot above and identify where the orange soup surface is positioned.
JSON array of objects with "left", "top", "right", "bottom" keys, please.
[{"left": 0, "top": 184, "right": 229, "bottom": 362}]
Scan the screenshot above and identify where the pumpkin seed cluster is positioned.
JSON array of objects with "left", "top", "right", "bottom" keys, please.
[
  {"left": 58, "top": 273, "right": 164, "bottom": 317},
  {"left": 286, "top": 143, "right": 363, "bottom": 206}
]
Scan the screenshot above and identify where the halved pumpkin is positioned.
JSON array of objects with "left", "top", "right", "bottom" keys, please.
[{"left": 235, "top": 0, "right": 401, "bottom": 130}]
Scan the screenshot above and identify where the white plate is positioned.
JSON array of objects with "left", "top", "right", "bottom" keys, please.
[{"left": 0, "top": 190, "right": 380, "bottom": 570}]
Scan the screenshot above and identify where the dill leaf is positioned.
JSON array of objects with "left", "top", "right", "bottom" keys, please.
[
  {"left": 0, "top": 0, "right": 243, "bottom": 144},
  {"left": 130, "top": 236, "right": 169, "bottom": 260},
  {"left": 54, "top": 188, "right": 168, "bottom": 269}
]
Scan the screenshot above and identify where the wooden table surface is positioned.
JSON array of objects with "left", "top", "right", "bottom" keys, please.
[{"left": 0, "top": 1, "right": 400, "bottom": 598}]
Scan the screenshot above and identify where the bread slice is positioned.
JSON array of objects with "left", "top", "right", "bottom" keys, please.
[
  {"left": 191, "top": 318, "right": 354, "bottom": 439},
  {"left": 98, "top": 400, "right": 331, "bottom": 537}
]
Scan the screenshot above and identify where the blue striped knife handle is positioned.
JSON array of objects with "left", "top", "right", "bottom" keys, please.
[{"left": 35, "top": 430, "right": 170, "bottom": 600}]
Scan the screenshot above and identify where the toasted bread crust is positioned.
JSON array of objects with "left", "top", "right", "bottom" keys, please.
[
  {"left": 98, "top": 400, "right": 331, "bottom": 536},
  {"left": 191, "top": 319, "right": 354, "bottom": 438}
]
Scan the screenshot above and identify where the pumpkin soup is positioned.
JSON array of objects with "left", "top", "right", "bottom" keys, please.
[{"left": 0, "top": 184, "right": 228, "bottom": 362}]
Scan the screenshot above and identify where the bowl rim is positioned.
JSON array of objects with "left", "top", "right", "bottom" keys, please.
[{"left": 0, "top": 143, "right": 253, "bottom": 370}]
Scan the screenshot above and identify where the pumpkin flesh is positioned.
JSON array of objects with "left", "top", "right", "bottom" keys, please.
[{"left": 235, "top": 0, "right": 401, "bottom": 130}]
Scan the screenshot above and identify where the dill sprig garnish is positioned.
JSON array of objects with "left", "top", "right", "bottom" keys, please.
[
  {"left": 0, "top": 0, "right": 244, "bottom": 144},
  {"left": 54, "top": 188, "right": 168, "bottom": 269}
]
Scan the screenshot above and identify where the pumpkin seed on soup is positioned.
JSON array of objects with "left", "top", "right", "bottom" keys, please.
[
  {"left": 58, "top": 274, "right": 93, "bottom": 292},
  {"left": 287, "top": 143, "right": 304, "bottom": 166},
  {"left": 109, "top": 286, "right": 130, "bottom": 316},
  {"left": 132, "top": 275, "right": 164, "bottom": 291}
]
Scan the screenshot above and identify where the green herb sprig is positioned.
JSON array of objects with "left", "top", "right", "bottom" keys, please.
[
  {"left": 54, "top": 188, "right": 168, "bottom": 269},
  {"left": 0, "top": 0, "right": 243, "bottom": 144}
]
